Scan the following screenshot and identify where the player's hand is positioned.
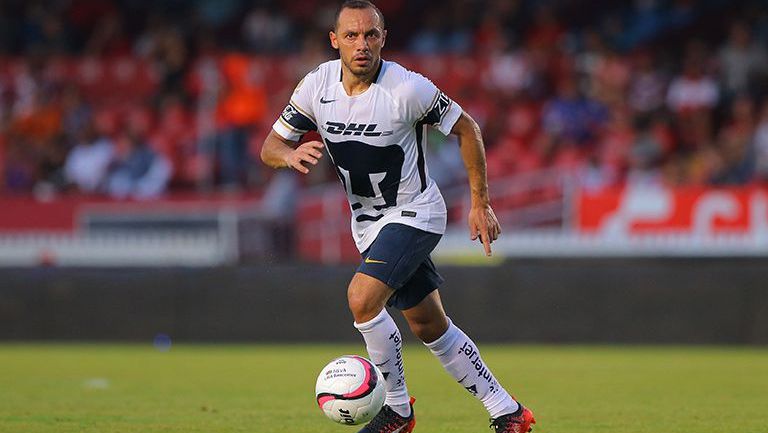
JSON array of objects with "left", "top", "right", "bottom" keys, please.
[
  {"left": 468, "top": 205, "right": 501, "bottom": 257},
  {"left": 284, "top": 141, "right": 324, "bottom": 174}
]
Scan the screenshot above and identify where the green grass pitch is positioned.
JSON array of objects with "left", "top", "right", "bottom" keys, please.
[{"left": 0, "top": 344, "right": 766, "bottom": 433}]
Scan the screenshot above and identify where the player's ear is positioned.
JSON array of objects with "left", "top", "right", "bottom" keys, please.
[
  {"left": 381, "top": 29, "right": 387, "bottom": 48},
  {"left": 330, "top": 31, "right": 339, "bottom": 50}
]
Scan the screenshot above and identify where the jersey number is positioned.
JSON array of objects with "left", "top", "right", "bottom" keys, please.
[{"left": 324, "top": 138, "right": 404, "bottom": 222}]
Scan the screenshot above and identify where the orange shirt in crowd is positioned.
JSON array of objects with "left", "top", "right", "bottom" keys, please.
[{"left": 216, "top": 53, "right": 267, "bottom": 128}]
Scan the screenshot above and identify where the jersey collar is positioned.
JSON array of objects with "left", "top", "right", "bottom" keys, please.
[{"left": 339, "top": 58, "right": 385, "bottom": 84}]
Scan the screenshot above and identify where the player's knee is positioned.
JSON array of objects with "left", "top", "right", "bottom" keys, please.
[
  {"left": 408, "top": 317, "right": 446, "bottom": 343},
  {"left": 347, "top": 290, "right": 381, "bottom": 323},
  {"left": 408, "top": 320, "right": 429, "bottom": 341}
]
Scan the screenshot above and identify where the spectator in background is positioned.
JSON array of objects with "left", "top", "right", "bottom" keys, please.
[
  {"left": 65, "top": 0, "right": 118, "bottom": 51},
  {"left": 60, "top": 85, "right": 91, "bottom": 139},
  {"left": 242, "top": 6, "right": 294, "bottom": 53},
  {"left": 151, "top": 26, "right": 190, "bottom": 105},
  {"left": 626, "top": 115, "right": 666, "bottom": 186},
  {"left": 63, "top": 119, "right": 114, "bottom": 193},
  {"left": 486, "top": 48, "right": 532, "bottom": 96},
  {"left": 21, "top": 4, "right": 72, "bottom": 55},
  {"left": 597, "top": 106, "right": 635, "bottom": 177},
  {"left": 718, "top": 21, "right": 768, "bottom": 98},
  {"left": 525, "top": 4, "right": 564, "bottom": 52},
  {"left": 211, "top": 53, "right": 267, "bottom": 189},
  {"left": 667, "top": 50, "right": 719, "bottom": 114},
  {"left": 590, "top": 48, "right": 631, "bottom": 107},
  {"left": 667, "top": 46, "right": 719, "bottom": 151},
  {"left": 106, "top": 126, "right": 171, "bottom": 200},
  {"left": 194, "top": 0, "right": 241, "bottom": 28},
  {"left": 754, "top": 101, "right": 768, "bottom": 180},
  {"left": 621, "top": 0, "right": 666, "bottom": 50},
  {"left": 84, "top": 11, "right": 131, "bottom": 56},
  {"left": 0, "top": 134, "right": 5, "bottom": 191},
  {"left": 578, "top": 155, "right": 618, "bottom": 192},
  {"left": 1, "top": 0, "right": 768, "bottom": 197},
  {"left": 6, "top": 81, "right": 63, "bottom": 192},
  {"left": 474, "top": 9, "right": 510, "bottom": 54},
  {"left": 542, "top": 74, "right": 608, "bottom": 146},
  {"left": 134, "top": 14, "right": 191, "bottom": 105},
  {"left": 254, "top": 169, "right": 301, "bottom": 259},
  {"left": 576, "top": 29, "right": 608, "bottom": 89},
  {"left": 711, "top": 95, "right": 756, "bottom": 185},
  {"left": 408, "top": 12, "right": 444, "bottom": 53},
  {"left": 444, "top": 2, "right": 474, "bottom": 53},
  {"left": 685, "top": 144, "right": 723, "bottom": 186},
  {"left": 628, "top": 50, "right": 667, "bottom": 116},
  {"left": 3, "top": 143, "right": 34, "bottom": 192}
]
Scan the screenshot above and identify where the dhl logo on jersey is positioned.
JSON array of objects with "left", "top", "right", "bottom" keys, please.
[{"left": 324, "top": 121, "right": 393, "bottom": 137}]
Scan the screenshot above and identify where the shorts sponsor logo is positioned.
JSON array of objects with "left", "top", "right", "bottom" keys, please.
[
  {"left": 401, "top": 211, "right": 417, "bottom": 217},
  {"left": 364, "top": 257, "right": 387, "bottom": 264}
]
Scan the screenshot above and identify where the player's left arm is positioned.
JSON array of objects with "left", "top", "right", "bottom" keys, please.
[{"left": 450, "top": 111, "right": 501, "bottom": 257}]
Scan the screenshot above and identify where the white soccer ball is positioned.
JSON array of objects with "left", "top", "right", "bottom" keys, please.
[{"left": 315, "top": 355, "right": 386, "bottom": 425}]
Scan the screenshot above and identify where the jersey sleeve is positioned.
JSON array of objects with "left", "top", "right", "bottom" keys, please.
[
  {"left": 272, "top": 71, "right": 318, "bottom": 141},
  {"left": 405, "top": 72, "right": 463, "bottom": 136}
]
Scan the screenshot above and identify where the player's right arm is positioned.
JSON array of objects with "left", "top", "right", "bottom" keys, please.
[
  {"left": 260, "top": 130, "right": 323, "bottom": 174},
  {"left": 261, "top": 69, "right": 324, "bottom": 174}
]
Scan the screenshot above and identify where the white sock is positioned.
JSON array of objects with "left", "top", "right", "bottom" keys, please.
[
  {"left": 354, "top": 308, "right": 411, "bottom": 418},
  {"left": 425, "top": 318, "right": 519, "bottom": 419}
]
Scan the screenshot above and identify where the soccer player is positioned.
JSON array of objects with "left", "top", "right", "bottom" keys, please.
[{"left": 260, "top": 2, "right": 536, "bottom": 432}]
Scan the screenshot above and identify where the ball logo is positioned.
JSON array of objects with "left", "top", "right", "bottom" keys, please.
[{"left": 338, "top": 408, "right": 355, "bottom": 424}]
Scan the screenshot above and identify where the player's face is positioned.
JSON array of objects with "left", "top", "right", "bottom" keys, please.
[{"left": 330, "top": 7, "right": 386, "bottom": 78}]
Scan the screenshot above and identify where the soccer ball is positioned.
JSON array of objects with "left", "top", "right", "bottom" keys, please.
[{"left": 315, "top": 355, "right": 385, "bottom": 425}]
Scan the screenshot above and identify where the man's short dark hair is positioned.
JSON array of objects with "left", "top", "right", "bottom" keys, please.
[{"left": 334, "top": 0, "right": 386, "bottom": 30}]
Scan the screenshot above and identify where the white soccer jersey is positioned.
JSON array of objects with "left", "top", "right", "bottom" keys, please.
[{"left": 272, "top": 59, "right": 463, "bottom": 252}]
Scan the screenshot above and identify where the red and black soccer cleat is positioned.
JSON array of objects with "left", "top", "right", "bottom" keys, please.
[
  {"left": 490, "top": 405, "right": 536, "bottom": 433},
  {"left": 357, "top": 396, "right": 416, "bottom": 433}
]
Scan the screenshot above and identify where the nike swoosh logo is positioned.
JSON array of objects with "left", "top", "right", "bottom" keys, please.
[
  {"left": 320, "top": 97, "right": 336, "bottom": 104},
  {"left": 365, "top": 257, "right": 387, "bottom": 264}
]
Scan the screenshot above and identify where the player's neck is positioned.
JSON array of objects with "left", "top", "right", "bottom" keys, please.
[{"left": 340, "top": 59, "right": 381, "bottom": 96}]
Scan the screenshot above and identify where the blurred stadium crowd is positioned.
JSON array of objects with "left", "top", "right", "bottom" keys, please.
[{"left": 1, "top": 0, "right": 767, "bottom": 200}]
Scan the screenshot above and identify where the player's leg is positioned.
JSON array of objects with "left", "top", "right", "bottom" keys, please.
[
  {"left": 402, "top": 287, "right": 535, "bottom": 431},
  {"left": 348, "top": 271, "right": 412, "bottom": 419},
  {"left": 402, "top": 290, "right": 519, "bottom": 417},
  {"left": 352, "top": 223, "right": 442, "bottom": 432}
]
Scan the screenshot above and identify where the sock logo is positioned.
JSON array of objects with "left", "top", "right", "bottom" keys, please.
[
  {"left": 458, "top": 341, "right": 501, "bottom": 396},
  {"left": 389, "top": 331, "right": 405, "bottom": 387},
  {"left": 375, "top": 359, "right": 392, "bottom": 382}
]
